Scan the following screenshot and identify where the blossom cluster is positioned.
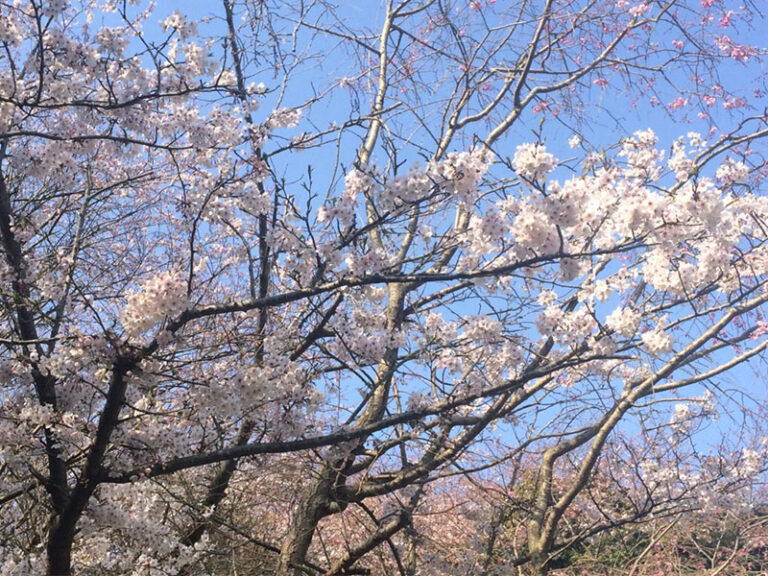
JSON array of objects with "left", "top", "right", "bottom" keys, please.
[
  {"left": 318, "top": 165, "right": 378, "bottom": 226},
  {"left": 161, "top": 11, "right": 199, "bottom": 39},
  {"left": 512, "top": 142, "right": 557, "bottom": 182},
  {"left": 121, "top": 272, "right": 188, "bottom": 339},
  {"left": 317, "top": 151, "right": 488, "bottom": 229},
  {"left": 618, "top": 128, "right": 665, "bottom": 180},
  {"left": 715, "top": 157, "right": 750, "bottom": 185},
  {"left": 605, "top": 306, "right": 641, "bottom": 338},
  {"left": 427, "top": 150, "right": 489, "bottom": 202},
  {"left": 266, "top": 107, "right": 302, "bottom": 129},
  {"left": 640, "top": 318, "right": 675, "bottom": 355}
]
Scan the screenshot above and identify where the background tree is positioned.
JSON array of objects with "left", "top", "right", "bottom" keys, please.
[{"left": 0, "top": 0, "right": 767, "bottom": 575}]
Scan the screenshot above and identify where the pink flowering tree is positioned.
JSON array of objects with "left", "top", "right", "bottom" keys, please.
[{"left": 1, "top": 0, "right": 767, "bottom": 575}]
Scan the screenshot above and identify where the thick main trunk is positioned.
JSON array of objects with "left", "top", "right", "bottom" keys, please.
[
  {"left": 47, "top": 517, "right": 77, "bottom": 576},
  {"left": 275, "top": 286, "right": 405, "bottom": 575},
  {"left": 275, "top": 466, "right": 337, "bottom": 576},
  {"left": 528, "top": 520, "right": 550, "bottom": 576}
]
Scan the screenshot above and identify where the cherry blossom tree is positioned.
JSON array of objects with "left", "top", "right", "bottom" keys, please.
[{"left": 0, "top": 0, "right": 767, "bottom": 575}]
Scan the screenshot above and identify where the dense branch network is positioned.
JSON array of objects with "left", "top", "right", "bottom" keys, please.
[{"left": 0, "top": 1, "right": 767, "bottom": 576}]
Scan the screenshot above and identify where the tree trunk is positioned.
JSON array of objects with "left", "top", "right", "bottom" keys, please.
[
  {"left": 47, "top": 514, "right": 77, "bottom": 576},
  {"left": 275, "top": 465, "right": 337, "bottom": 576}
]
